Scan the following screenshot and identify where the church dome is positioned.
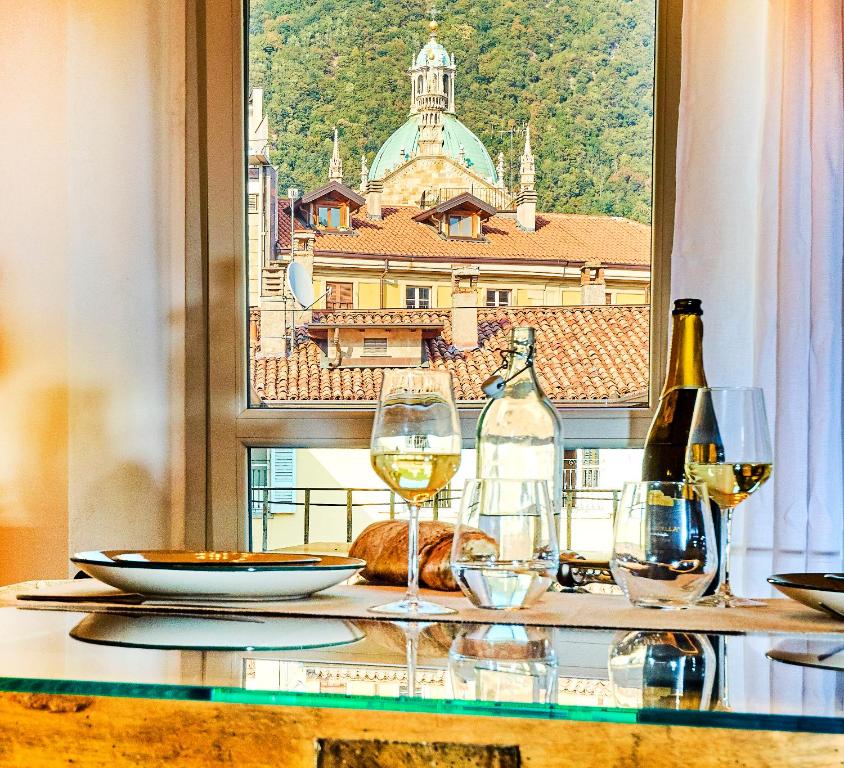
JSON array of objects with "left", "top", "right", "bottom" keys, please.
[{"left": 368, "top": 114, "right": 498, "bottom": 183}]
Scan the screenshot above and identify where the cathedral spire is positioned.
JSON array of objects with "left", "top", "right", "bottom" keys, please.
[
  {"left": 329, "top": 126, "right": 343, "bottom": 183},
  {"left": 519, "top": 124, "right": 535, "bottom": 192},
  {"left": 359, "top": 154, "right": 369, "bottom": 193}
]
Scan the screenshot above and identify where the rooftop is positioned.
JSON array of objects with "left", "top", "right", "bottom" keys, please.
[
  {"left": 279, "top": 202, "right": 651, "bottom": 267},
  {"left": 252, "top": 305, "right": 649, "bottom": 403}
]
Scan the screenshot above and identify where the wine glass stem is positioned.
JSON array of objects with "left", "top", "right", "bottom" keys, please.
[
  {"left": 405, "top": 503, "right": 421, "bottom": 609},
  {"left": 717, "top": 506, "right": 735, "bottom": 602}
]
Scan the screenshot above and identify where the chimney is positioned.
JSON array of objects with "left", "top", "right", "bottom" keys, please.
[
  {"left": 366, "top": 179, "right": 383, "bottom": 220},
  {"left": 580, "top": 261, "right": 606, "bottom": 305},
  {"left": 516, "top": 189, "right": 537, "bottom": 232},
  {"left": 451, "top": 266, "right": 480, "bottom": 351}
]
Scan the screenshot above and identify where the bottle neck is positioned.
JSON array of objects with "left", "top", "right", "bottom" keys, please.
[
  {"left": 496, "top": 328, "right": 536, "bottom": 389},
  {"left": 661, "top": 313, "right": 707, "bottom": 395}
]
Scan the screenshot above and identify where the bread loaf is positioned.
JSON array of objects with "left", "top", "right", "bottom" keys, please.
[{"left": 349, "top": 519, "right": 496, "bottom": 591}]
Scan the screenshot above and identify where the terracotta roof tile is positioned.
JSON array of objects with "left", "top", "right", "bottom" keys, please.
[
  {"left": 252, "top": 305, "right": 649, "bottom": 403},
  {"left": 278, "top": 202, "right": 650, "bottom": 267}
]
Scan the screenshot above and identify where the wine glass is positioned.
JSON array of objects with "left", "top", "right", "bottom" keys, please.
[
  {"left": 685, "top": 387, "right": 773, "bottom": 608},
  {"left": 370, "top": 369, "right": 461, "bottom": 615}
]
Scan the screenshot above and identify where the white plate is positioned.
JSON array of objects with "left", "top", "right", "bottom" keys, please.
[
  {"left": 768, "top": 573, "right": 844, "bottom": 619},
  {"left": 71, "top": 550, "right": 365, "bottom": 600},
  {"left": 70, "top": 612, "right": 365, "bottom": 651}
]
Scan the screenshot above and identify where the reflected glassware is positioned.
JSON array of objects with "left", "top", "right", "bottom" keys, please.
[
  {"left": 609, "top": 631, "right": 715, "bottom": 710},
  {"left": 685, "top": 387, "right": 773, "bottom": 608},
  {"left": 610, "top": 481, "right": 716, "bottom": 608},
  {"left": 370, "top": 369, "right": 461, "bottom": 616},
  {"left": 451, "top": 479, "right": 560, "bottom": 609},
  {"left": 449, "top": 624, "right": 558, "bottom": 705}
]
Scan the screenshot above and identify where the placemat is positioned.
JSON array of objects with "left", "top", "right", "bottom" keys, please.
[{"left": 3, "top": 578, "right": 843, "bottom": 635}]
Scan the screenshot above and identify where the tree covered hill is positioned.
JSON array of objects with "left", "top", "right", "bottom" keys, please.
[{"left": 249, "top": 0, "right": 655, "bottom": 223}]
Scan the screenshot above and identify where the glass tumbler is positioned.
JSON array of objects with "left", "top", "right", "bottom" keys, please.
[
  {"left": 451, "top": 479, "right": 559, "bottom": 609},
  {"left": 610, "top": 481, "right": 716, "bottom": 608}
]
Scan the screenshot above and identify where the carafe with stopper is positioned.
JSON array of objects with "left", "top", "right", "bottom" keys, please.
[{"left": 475, "top": 326, "right": 563, "bottom": 527}]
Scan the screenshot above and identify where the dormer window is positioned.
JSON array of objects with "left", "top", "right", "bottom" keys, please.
[
  {"left": 300, "top": 180, "right": 365, "bottom": 234},
  {"left": 412, "top": 191, "right": 495, "bottom": 242}
]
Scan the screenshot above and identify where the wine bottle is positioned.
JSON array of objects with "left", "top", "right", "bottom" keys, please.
[
  {"left": 642, "top": 298, "right": 722, "bottom": 594},
  {"left": 476, "top": 327, "right": 563, "bottom": 518}
]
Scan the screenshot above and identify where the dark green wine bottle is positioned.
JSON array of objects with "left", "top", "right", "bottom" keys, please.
[{"left": 642, "top": 298, "right": 722, "bottom": 595}]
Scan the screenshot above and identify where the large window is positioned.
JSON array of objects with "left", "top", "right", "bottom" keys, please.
[
  {"left": 246, "top": 0, "right": 660, "bottom": 407},
  {"left": 197, "top": 0, "right": 680, "bottom": 550}
]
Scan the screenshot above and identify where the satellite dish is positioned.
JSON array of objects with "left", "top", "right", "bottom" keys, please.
[{"left": 286, "top": 261, "right": 315, "bottom": 307}]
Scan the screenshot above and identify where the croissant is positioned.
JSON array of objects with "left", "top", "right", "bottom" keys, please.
[{"left": 349, "top": 519, "right": 497, "bottom": 591}]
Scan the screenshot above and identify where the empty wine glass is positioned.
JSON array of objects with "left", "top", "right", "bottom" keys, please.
[
  {"left": 685, "top": 387, "right": 773, "bottom": 608},
  {"left": 370, "top": 369, "right": 461, "bottom": 615}
]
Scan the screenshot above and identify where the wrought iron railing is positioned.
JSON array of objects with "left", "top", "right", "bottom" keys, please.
[
  {"left": 421, "top": 186, "right": 515, "bottom": 212},
  {"left": 249, "top": 485, "right": 620, "bottom": 553}
]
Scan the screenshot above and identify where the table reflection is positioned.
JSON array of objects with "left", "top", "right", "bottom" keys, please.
[
  {"left": 608, "top": 631, "right": 716, "bottom": 710},
  {"left": 449, "top": 624, "right": 558, "bottom": 705}
]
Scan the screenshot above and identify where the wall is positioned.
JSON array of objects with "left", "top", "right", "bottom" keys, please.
[{"left": 0, "top": 1, "right": 185, "bottom": 585}]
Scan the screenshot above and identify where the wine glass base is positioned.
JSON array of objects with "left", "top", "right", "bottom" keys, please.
[
  {"left": 696, "top": 594, "right": 765, "bottom": 608},
  {"left": 368, "top": 598, "right": 457, "bottom": 616}
]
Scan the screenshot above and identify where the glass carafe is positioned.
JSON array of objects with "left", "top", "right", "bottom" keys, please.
[{"left": 476, "top": 327, "right": 563, "bottom": 520}]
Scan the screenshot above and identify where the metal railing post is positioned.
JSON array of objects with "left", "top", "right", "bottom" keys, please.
[
  {"left": 432, "top": 492, "right": 439, "bottom": 521},
  {"left": 262, "top": 496, "right": 269, "bottom": 552},
  {"left": 565, "top": 491, "right": 574, "bottom": 551},
  {"left": 346, "top": 489, "right": 354, "bottom": 542},
  {"left": 303, "top": 489, "right": 311, "bottom": 544}
]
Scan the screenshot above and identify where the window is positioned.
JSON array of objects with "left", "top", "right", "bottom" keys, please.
[
  {"left": 486, "top": 289, "right": 511, "bottom": 307},
  {"left": 317, "top": 205, "right": 341, "bottom": 229},
  {"left": 405, "top": 286, "right": 431, "bottom": 309},
  {"left": 362, "top": 337, "right": 388, "bottom": 356},
  {"left": 447, "top": 214, "right": 473, "bottom": 238},
  {"left": 581, "top": 448, "right": 601, "bottom": 489},
  {"left": 327, "top": 281, "right": 353, "bottom": 310},
  {"left": 248, "top": 193, "right": 259, "bottom": 212},
  {"left": 197, "top": 0, "right": 679, "bottom": 551}
]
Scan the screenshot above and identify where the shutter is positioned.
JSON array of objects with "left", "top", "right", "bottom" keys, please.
[
  {"left": 327, "top": 282, "right": 353, "bottom": 309},
  {"left": 269, "top": 448, "right": 296, "bottom": 512}
]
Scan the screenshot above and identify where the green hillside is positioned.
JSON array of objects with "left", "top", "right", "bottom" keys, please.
[{"left": 249, "top": 0, "right": 655, "bottom": 223}]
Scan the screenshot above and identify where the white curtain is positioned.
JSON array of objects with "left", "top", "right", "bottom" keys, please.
[{"left": 672, "top": 1, "right": 844, "bottom": 596}]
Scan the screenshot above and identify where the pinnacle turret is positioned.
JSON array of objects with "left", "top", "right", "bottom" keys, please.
[
  {"left": 519, "top": 125, "right": 535, "bottom": 192},
  {"left": 329, "top": 126, "right": 343, "bottom": 183}
]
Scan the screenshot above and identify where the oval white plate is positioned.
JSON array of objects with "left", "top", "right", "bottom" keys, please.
[
  {"left": 768, "top": 573, "right": 844, "bottom": 619},
  {"left": 71, "top": 550, "right": 364, "bottom": 600},
  {"left": 70, "top": 612, "right": 365, "bottom": 651}
]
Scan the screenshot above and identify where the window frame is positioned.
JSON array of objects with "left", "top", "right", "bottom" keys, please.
[
  {"left": 486, "top": 288, "right": 512, "bottom": 307},
  {"left": 192, "top": 0, "right": 683, "bottom": 550},
  {"left": 405, "top": 285, "right": 432, "bottom": 309}
]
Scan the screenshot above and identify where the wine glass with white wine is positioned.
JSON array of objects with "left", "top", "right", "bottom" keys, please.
[
  {"left": 685, "top": 387, "right": 773, "bottom": 608},
  {"left": 369, "top": 369, "right": 461, "bottom": 615}
]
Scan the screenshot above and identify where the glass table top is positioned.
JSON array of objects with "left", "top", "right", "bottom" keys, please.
[{"left": 1, "top": 606, "right": 844, "bottom": 733}]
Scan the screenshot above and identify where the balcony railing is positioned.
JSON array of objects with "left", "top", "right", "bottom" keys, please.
[
  {"left": 249, "top": 485, "right": 620, "bottom": 553},
  {"left": 423, "top": 186, "right": 515, "bottom": 212}
]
